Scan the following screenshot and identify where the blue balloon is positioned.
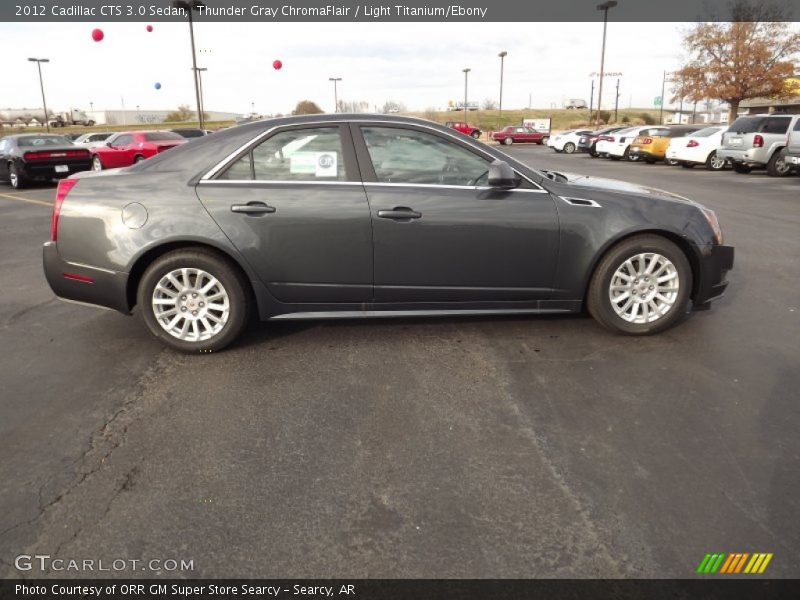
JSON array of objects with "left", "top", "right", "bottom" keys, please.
[{"left": 154, "top": 82, "right": 162, "bottom": 90}]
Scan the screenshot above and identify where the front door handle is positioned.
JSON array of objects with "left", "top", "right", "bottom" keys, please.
[
  {"left": 231, "top": 202, "right": 276, "bottom": 215},
  {"left": 377, "top": 207, "right": 422, "bottom": 220}
]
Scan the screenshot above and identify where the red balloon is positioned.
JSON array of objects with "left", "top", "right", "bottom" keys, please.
[
  {"left": 273, "top": 60, "right": 282, "bottom": 70},
  {"left": 146, "top": 25, "right": 153, "bottom": 32},
  {"left": 91, "top": 28, "right": 104, "bottom": 42}
]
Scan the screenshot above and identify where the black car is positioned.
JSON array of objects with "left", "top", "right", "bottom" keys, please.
[
  {"left": 577, "top": 126, "right": 627, "bottom": 157},
  {"left": 43, "top": 115, "right": 733, "bottom": 352},
  {"left": 171, "top": 128, "right": 212, "bottom": 139},
  {"left": 0, "top": 134, "right": 92, "bottom": 189}
]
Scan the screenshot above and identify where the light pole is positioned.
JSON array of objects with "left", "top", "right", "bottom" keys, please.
[
  {"left": 595, "top": 1, "right": 618, "bottom": 124},
  {"left": 329, "top": 77, "right": 341, "bottom": 113},
  {"left": 193, "top": 67, "right": 208, "bottom": 124},
  {"left": 28, "top": 58, "right": 50, "bottom": 132},
  {"left": 172, "top": 0, "right": 205, "bottom": 129},
  {"left": 462, "top": 68, "right": 471, "bottom": 122},
  {"left": 498, "top": 51, "right": 507, "bottom": 120}
]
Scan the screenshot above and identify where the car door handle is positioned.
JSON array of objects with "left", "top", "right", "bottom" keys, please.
[
  {"left": 377, "top": 207, "right": 422, "bottom": 220},
  {"left": 231, "top": 202, "right": 276, "bottom": 215}
]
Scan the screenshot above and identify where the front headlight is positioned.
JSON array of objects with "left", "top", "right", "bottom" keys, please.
[{"left": 700, "top": 206, "right": 723, "bottom": 245}]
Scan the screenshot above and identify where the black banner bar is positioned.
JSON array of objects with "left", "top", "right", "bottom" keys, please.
[{"left": 3, "top": 0, "right": 799, "bottom": 23}]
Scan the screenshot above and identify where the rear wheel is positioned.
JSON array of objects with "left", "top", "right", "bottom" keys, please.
[
  {"left": 134, "top": 154, "right": 145, "bottom": 164},
  {"left": 705, "top": 151, "right": 726, "bottom": 171},
  {"left": 732, "top": 162, "right": 752, "bottom": 174},
  {"left": 681, "top": 162, "right": 695, "bottom": 169},
  {"left": 471, "top": 130, "right": 481, "bottom": 139},
  {"left": 766, "top": 149, "right": 790, "bottom": 177},
  {"left": 540, "top": 136, "right": 550, "bottom": 145},
  {"left": 587, "top": 235, "right": 692, "bottom": 335},
  {"left": 563, "top": 142, "right": 576, "bottom": 154},
  {"left": 138, "top": 248, "right": 251, "bottom": 353},
  {"left": 8, "top": 163, "right": 25, "bottom": 189}
]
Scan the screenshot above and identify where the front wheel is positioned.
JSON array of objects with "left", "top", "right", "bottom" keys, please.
[
  {"left": 471, "top": 130, "right": 481, "bottom": 139},
  {"left": 503, "top": 137, "right": 513, "bottom": 146},
  {"left": 91, "top": 155, "right": 103, "bottom": 171},
  {"left": 563, "top": 142, "right": 576, "bottom": 154},
  {"left": 587, "top": 235, "right": 692, "bottom": 335},
  {"left": 705, "top": 151, "right": 727, "bottom": 171},
  {"left": 138, "top": 249, "right": 251, "bottom": 352}
]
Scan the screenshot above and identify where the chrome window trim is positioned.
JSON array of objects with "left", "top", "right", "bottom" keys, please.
[
  {"left": 199, "top": 119, "right": 545, "bottom": 191},
  {"left": 198, "top": 179, "right": 359, "bottom": 186},
  {"left": 364, "top": 182, "right": 549, "bottom": 193}
]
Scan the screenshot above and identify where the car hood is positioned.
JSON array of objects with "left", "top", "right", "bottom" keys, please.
[{"left": 543, "top": 170, "right": 697, "bottom": 205}]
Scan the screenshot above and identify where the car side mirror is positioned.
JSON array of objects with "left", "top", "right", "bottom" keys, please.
[
  {"left": 106, "top": 141, "right": 113, "bottom": 147},
  {"left": 488, "top": 160, "right": 521, "bottom": 189}
]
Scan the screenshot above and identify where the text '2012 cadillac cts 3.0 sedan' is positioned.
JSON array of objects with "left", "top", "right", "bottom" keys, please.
[{"left": 43, "top": 115, "right": 734, "bottom": 352}]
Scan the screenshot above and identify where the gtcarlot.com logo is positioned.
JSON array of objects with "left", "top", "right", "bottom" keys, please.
[{"left": 696, "top": 552, "right": 773, "bottom": 574}]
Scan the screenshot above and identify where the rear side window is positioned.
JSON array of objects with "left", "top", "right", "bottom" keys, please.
[
  {"left": 729, "top": 116, "right": 791, "bottom": 134},
  {"left": 144, "top": 132, "right": 184, "bottom": 141},
  {"left": 762, "top": 117, "right": 791, "bottom": 134},
  {"left": 689, "top": 127, "right": 723, "bottom": 138},
  {"left": 112, "top": 135, "right": 133, "bottom": 146},
  {"left": 219, "top": 127, "right": 346, "bottom": 181},
  {"left": 794, "top": 120, "right": 800, "bottom": 131}
]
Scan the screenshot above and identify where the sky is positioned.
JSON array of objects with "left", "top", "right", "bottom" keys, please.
[{"left": 0, "top": 21, "right": 788, "bottom": 116}]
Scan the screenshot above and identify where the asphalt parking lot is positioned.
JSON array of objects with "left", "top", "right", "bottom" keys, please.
[{"left": 0, "top": 146, "right": 798, "bottom": 579}]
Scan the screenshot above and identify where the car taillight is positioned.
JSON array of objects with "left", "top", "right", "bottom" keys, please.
[
  {"left": 52, "top": 178, "right": 78, "bottom": 241},
  {"left": 753, "top": 134, "right": 764, "bottom": 148},
  {"left": 24, "top": 149, "right": 91, "bottom": 161},
  {"left": 687, "top": 139, "right": 699, "bottom": 147}
]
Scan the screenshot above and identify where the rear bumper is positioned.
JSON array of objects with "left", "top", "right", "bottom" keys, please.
[
  {"left": 694, "top": 244, "right": 734, "bottom": 309},
  {"left": 717, "top": 148, "right": 767, "bottom": 166},
  {"left": 786, "top": 152, "right": 800, "bottom": 165},
  {"left": 20, "top": 160, "right": 92, "bottom": 181},
  {"left": 43, "top": 242, "right": 130, "bottom": 314},
  {"left": 628, "top": 148, "right": 662, "bottom": 161}
]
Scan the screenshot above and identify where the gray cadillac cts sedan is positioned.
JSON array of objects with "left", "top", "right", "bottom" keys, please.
[{"left": 43, "top": 115, "right": 733, "bottom": 352}]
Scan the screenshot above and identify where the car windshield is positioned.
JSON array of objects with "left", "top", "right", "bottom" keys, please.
[
  {"left": 16, "top": 135, "right": 71, "bottom": 147},
  {"left": 690, "top": 127, "right": 724, "bottom": 138},
  {"left": 728, "top": 116, "right": 791, "bottom": 134},
  {"left": 144, "top": 132, "right": 184, "bottom": 141}
]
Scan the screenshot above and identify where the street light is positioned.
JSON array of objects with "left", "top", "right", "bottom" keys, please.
[
  {"left": 172, "top": 0, "right": 205, "bottom": 129},
  {"left": 595, "top": 0, "right": 618, "bottom": 124},
  {"left": 193, "top": 67, "right": 208, "bottom": 124},
  {"left": 28, "top": 58, "right": 51, "bottom": 132},
  {"left": 498, "top": 51, "right": 507, "bottom": 119},
  {"left": 462, "top": 68, "right": 471, "bottom": 122},
  {"left": 329, "top": 77, "right": 342, "bottom": 113}
]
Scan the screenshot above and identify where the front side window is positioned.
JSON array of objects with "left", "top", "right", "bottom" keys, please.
[
  {"left": 361, "top": 126, "right": 490, "bottom": 186},
  {"left": 219, "top": 127, "right": 346, "bottom": 181}
]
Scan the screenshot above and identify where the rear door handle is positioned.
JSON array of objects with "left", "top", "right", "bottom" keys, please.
[
  {"left": 231, "top": 202, "right": 276, "bottom": 215},
  {"left": 377, "top": 207, "right": 422, "bottom": 220}
]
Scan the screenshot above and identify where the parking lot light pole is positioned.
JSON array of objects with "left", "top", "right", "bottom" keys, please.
[
  {"left": 28, "top": 58, "right": 50, "bottom": 132},
  {"left": 329, "top": 78, "right": 341, "bottom": 113},
  {"left": 595, "top": 0, "right": 618, "bottom": 125},
  {"left": 194, "top": 67, "right": 208, "bottom": 124},
  {"left": 172, "top": 0, "right": 205, "bottom": 130},
  {"left": 462, "top": 68, "right": 471, "bottom": 122},
  {"left": 498, "top": 51, "right": 507, "bottom": 120}
]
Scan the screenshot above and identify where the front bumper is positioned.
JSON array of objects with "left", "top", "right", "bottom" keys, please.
[
  {"left": 694, "top": 244, "right": 734, "bottom": 309},
  {"left": 43, "top": 242, "right": 130, "bottom": 314}
]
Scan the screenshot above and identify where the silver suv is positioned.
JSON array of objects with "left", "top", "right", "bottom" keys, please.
[
  {"left": 785, "top": 118, "right": 800, "bottom": 169},
  {"left": 718, "top": 114, "right": 799, "bottom": 176}
]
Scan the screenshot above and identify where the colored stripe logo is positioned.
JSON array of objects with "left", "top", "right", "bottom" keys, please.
[{"left": 696, "top": 553, "right": 773, "bottom": 574}]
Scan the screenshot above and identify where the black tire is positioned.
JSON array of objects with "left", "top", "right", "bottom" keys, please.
[
  {"left": 134, "top": 154, "right": 145, "bottom": 164},
  {"left": 622, "top": 147, "right": 632, "bottom": 161},
  {"left": 665, "top": 158, "right": 680, "bottom": 166},
  {"left": 587, "top": 234, "right": 693, "bottom": 336},
  {"left": 471, "top": 130, "right": 481, "bottom": 139},
  {"left": 540, "top": 136, "right": 550, "bottom": 145},
  {"left": 644, "top": 158, "right": 656, "bottom": 164},
  {"left": 8, "top": 162, "right": 25, "bottom": 189},
  {"left": 503, "top": 137, "right": 513, "bottom": 146},
  {"left": 137, "top": 248, "right": 251, "bottom": 353},
  {"left": 766, "top": 149, "right": 790, "bottom": 177},
  {"left": 704, "top": 151, "right": 726, "bottom": 171},
  {"left": 732, "top": 162, "right": 752, "bottom": 174},
  {"left": 681, "top": 162, "right": 695, "bottom": 169},
  {"left": 563, "top": 142, "right": 576, "bottom": 154}
]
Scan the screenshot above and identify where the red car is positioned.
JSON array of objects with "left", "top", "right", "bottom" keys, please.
[
  {"left": 90, "top": 131, "right": 187, "bottom": 170},
  {"left": 445, "top": 121, "right": 482, "bottom": 139},
  {"left": 491, "top": 126, "right": 549, "bottom": 146}
]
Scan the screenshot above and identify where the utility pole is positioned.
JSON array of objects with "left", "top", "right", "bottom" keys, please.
[
  {"left": 28, "top": 58, "right": 51, "bottom": 132},
  {"left": 595, "top": 1, "right": 618, "bottom": 125},
  {"left": 462, "top": 68, "right": 471, "bottom": 122}
]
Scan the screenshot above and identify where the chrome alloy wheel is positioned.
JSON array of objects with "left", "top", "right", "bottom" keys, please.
[
  {"left": 152, "top": 268, "right": 230, "bottom": 342},
  {"left": 709, "top": 153, "right": 726, "bottom": 170},
  {"left": 608, "top": 253, "right": 680, "bottom": 324}
]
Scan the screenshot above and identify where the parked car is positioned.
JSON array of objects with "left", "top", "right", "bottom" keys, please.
[
  {"left": 445, "top": 121, "right": 482, "bottom": 139},
  {"left": 171, "top": 128, "right": 214, "bottom": 139},
  {"left": 665, "top": 126, "right": 729, "bottom": 171},
  {"left": 43, "top": 115, "right": 733, "bottom": 352},
  {"left": 785, "top": 118, "right": 800, "bottom": 169},
  {"left": 717, "top": 114, "right": 799, "bottom": 176},
  {"left": 90, "top": 131, "right": 187, "bottom": 170},
  {"left": 72, "top": 132, "right": 114, "bottom": 148},
  {"left": 577, "top": 126, "right": 627, "bottom": 157},
  {"left": 629, "top": 125, "right": 703, "bottom": 164},
  {"left": 596, "top": 126, "right": 655, "bottom": 160},
  {"left": 491, "top": 126, "right": 549, "bottom": 145},
  {"left": 547, "top": 129, "right": 593, "bottom": 154},
  {"left": 0, "top": 134, "right": 91, "bottom": 189}
]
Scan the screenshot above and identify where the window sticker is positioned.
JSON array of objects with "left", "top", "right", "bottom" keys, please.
[{"left": 289, "top": 151, "right": 338, "bottom": 177}]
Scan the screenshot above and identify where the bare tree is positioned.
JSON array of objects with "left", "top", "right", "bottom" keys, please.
[
  {"left": 292, "top": 100, "right": 324, "bottom": 115},
  {"left": 674, "top": 1, "right": 800, "bottom": 121},
  {"left": 381, "top": 100, "right": 407, "bottom": 114},
  {"left": 337, "top": 100, "right": 370, "bottom": 113},
  {"left": 481, "top": 98, "right": 498, "bottom": 110}
]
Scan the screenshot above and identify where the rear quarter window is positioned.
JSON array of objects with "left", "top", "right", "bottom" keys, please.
[{"left": 762, "top": 118, "right": 791, "bottom": 135}]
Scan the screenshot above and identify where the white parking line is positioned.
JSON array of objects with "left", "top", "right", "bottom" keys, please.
[{"left": 0, "top": 192, "right": 53, "bottom": 207}]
